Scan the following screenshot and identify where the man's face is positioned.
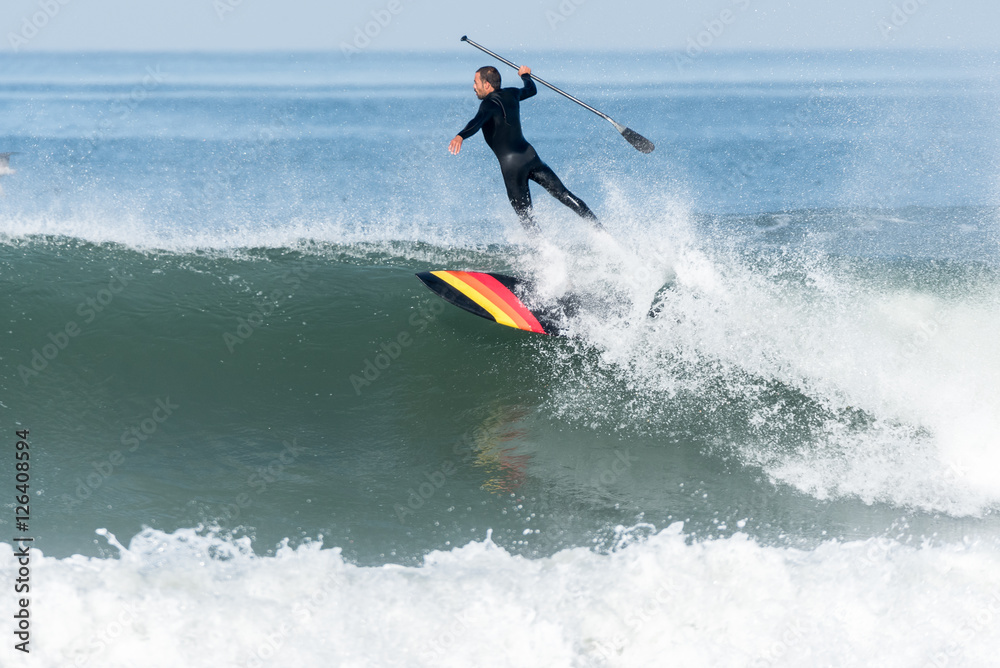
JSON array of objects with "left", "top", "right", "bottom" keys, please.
[{"left": 473, "top": 72, "right": 493, "bottom": 99}]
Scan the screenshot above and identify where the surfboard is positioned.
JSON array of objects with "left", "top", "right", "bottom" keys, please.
[{"left": 415, "top": 271, "right": 567, "bottom": 336}]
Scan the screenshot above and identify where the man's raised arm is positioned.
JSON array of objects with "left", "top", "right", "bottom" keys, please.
[{"left": 518, "top": 66, "right": 536, "bottom": 100}]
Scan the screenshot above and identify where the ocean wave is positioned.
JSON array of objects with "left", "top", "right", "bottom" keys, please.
[{"left": 4, "top": 212, "right": 1000, "bottom": 519}]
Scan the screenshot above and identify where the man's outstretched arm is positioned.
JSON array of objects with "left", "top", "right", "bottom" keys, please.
[{"left": 449, "top": 99, "right": 494, "bottom": 155}]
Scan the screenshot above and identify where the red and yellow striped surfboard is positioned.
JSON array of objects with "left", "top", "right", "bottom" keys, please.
[{"left": 416, "top": 271, "right": 562, "bottom": 336}]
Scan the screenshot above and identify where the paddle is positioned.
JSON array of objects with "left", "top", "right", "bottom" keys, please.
[{"left": 460, "top": 36, "right": 654, "bottom": 154}]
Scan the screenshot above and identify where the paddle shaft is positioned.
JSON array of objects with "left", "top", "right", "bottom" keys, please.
[{"left": 460, "top": 36, "right": 623, "bottom": 132}]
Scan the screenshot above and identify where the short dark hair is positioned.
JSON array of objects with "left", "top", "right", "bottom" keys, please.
[{"left": 476, "top": 66, "right": 501, "bottom": 91}]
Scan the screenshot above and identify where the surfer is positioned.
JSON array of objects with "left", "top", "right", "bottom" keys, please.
[{"left": 449, "top": 66, "right": 600, "bottom": 234}]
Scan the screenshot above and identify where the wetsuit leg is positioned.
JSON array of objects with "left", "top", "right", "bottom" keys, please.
[
  {"left": 500, "top": 156, "right": 541, "bottom": 234},
  {"left": 528, "top": 161, "right": 600, "bottom": 226}
]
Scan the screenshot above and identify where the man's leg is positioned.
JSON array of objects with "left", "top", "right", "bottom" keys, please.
[
  {"left": 529, "top": 162, "right": 601, "bottom": 228},
  {"left": 502, "top": 165, "right": 541, "bottom": 235}
]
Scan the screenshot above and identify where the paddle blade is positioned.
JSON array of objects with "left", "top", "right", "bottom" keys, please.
[{"left": 621, "top": 127, "right": 655, "bottom": 154}]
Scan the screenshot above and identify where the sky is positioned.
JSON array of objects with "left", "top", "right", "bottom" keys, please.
[{"left": 3, "top": 0, "right": 999, "bottom": 53}]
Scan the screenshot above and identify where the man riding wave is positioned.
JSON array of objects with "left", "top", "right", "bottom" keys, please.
[{"left": 449, "top": 65, "right": 601, "bottom": 233}]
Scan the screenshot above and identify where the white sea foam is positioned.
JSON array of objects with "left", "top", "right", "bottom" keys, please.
[
  {"left": 0, "top": 210, "right": 486, "bottom": 254},
  {"left": 1, "top": 524, "right": 998, "bottom": 667}
]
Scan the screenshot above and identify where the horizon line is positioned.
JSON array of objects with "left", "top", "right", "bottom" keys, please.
[{"left": 3, "top": 45, "right": 998, "bottom": 56}]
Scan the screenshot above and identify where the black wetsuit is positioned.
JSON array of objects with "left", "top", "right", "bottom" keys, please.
[{"left": 458, "top": 74, "right": 598, "bottom": 232}]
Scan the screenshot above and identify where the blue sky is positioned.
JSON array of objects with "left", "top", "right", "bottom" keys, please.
[{"left": 4, "top": 0, "right": 999, "bottom": 52}]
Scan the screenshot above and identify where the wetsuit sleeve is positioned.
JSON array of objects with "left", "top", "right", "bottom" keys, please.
[
  {"left": 518, "top": 74, "right": 537, "bottom": 100},
  {"left": 457, "top": 100, "right": 496, "bottom": 139}
]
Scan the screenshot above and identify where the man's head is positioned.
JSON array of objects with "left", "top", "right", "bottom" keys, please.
[{"left": 474, "top": 66, "right": 501, "bottom": 99}]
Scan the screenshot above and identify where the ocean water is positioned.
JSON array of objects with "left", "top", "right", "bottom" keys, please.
[{"left": 1, "top": 49, "right": 1000, "bottom": 666}]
